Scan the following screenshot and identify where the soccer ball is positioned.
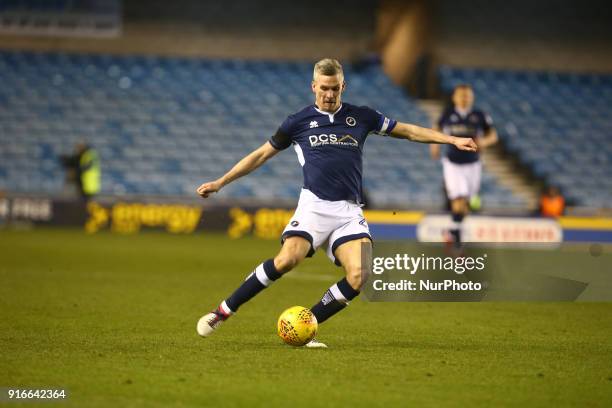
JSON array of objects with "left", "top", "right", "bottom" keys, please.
[{"left": 277, "top": 306, "right": 318, "bottom": 346}]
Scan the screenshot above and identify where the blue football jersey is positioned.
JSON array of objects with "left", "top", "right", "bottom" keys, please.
[
  {"left": 438, "top": 108, "right": 493, "bottom": 164},
  {"left": 269, "top": 103, "right": 397, "bottom": 203}
]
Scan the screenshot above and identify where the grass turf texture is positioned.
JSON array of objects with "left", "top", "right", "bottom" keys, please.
[{"left": 1, "top": 228, "right": 611, "bottom": 407}]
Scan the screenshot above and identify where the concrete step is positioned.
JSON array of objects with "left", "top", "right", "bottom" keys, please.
[{"left": 481, "top": 146, "right": 539, "bottom": 208}]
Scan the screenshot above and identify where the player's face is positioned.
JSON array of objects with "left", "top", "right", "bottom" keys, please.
[
  {"left": 312, "top": 74, "right": 345, "bottom": 113},
  {"left": 452, "top": 87, "right": 474, "bottom": 110}
]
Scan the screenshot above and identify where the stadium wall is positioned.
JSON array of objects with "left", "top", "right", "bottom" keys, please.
[
  {"left": 0, "top": 0, "right": 376, "bottom": 60},
  {"left": 432, "top": 0, "right": 612, "bottom": 72}
]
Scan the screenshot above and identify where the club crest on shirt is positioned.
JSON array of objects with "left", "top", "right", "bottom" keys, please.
[{"left": 346, "top": 116, "right": 356, "bottom": 127}]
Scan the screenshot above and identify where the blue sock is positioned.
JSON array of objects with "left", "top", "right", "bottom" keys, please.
[
  {"left": 451, "top": 212, "right": 464, "bottom": 247},
  {"left": 311, "top": 277, "right": 360, "bottom": 324},
  {"left": 223, "top": 259, "right": 282, "bottom": 313}
]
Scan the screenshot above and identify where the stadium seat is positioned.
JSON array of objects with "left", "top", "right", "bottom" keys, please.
[{"left": 0, "top": 50, "right": 525, "bottom": 209}]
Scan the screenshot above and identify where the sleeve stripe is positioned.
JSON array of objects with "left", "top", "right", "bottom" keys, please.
[
  {"left": 379, "top": 118, "right": 397, "bottom": 135},
  {"left": 380, "top": 117, "right": 390, "bottom": 134},
  {"left": 374, "top": 110, "right": 396, "bottom": 135}
]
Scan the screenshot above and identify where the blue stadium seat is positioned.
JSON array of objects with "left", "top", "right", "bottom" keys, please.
[{"left": 0, "top": 50, "right": 525, "bottom": 209}]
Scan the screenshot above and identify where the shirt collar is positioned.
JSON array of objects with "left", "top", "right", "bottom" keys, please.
[
  {"left": 455, "top": 107, "right": 472, "bottom": 118},
  {"left": 313, "top": 104, "right": 343, "bottom": 123}
]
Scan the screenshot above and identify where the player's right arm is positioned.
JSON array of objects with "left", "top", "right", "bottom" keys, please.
[
  {"left": 390, "top": 122, "right": 477, "bottom": 152},
  {"left": 196, "top": 141, "right": 280, "bottom": 198},
  {"left": 197, "top": 116, "right": 295, "bottom": 198}
]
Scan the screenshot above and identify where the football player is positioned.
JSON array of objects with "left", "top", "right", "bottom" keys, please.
[
  {"left": 430, "top": 84, "right": 497, "bottom": 248},
  {"left": 197, "top": 59, "right": 477, "bottom": 347}
]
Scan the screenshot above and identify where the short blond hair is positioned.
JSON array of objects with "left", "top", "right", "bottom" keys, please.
[{"left": 313, "top": 58, "right": 344, "bottom": 81}]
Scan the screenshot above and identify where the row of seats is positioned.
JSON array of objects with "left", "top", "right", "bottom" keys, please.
[
  {"left": 0, "top": 50, "right": 522, "bottom": 208},
  {"left": 439, "top": 66, "right": 612, "bottom": 208}
]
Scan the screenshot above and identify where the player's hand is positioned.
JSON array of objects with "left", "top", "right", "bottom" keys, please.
[
  {"left": 453, "top": 137, "right": 478, "bottom": 152},
  {"left": 196, "top": 180, "right": 222, "bottom": 198}
]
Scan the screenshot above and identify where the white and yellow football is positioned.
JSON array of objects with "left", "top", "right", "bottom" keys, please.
[{"left": 277, "top": 306, "right": 318, "bottom": 346}]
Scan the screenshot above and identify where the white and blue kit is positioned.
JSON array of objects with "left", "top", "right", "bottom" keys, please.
[
  {"left": 437, "top": 108, "right": 494, "bottom": 200},
  {"left": 269, "top": 103, "right": 396, "bottom": 265},
  {"left": 201, "top": 103, "right": 398, "bottom": 329}
]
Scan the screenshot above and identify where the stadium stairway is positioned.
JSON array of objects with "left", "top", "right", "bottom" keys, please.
[{"left": 479, "top": 146, "right": 539, "bottom": 210}]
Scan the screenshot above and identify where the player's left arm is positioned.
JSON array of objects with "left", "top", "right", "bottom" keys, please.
[
  {"left": 476, "top": 112, "right": 498, "bottom": 149},
  {"left": 389, "top": 122, "right": 478, "bottom": 152},
  {"left": 477, "top": 128, "right": 498, "bottom": 149}
]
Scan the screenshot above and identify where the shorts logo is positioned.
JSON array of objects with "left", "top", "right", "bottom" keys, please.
[
  {"left": 290, "top": 220, "right": 299, "bottom": 227},
  {"left": 359, "top": 218, "right": 368, "bottom": 227},
  {"left": 346, "top": 116, "right": 356, "bottom": 126}
]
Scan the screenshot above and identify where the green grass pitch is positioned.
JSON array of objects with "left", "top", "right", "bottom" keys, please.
[{"left": 1, "top": 228, "right": 611, "bottom": 407}]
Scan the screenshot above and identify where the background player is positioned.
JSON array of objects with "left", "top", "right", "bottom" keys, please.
[
  {"left": 196, "top": 59, "right": 477, "bottom": 347},
  {"left": 430, "top": 84, "right": 497, "bottom": 248}
]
